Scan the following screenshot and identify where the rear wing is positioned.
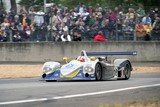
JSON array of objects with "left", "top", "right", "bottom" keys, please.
[{"left": 85, "top": 51, "right": 137, "bottom": 56}]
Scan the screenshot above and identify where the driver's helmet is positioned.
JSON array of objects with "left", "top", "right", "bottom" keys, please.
[{"left": 77, "top": 56, "right": 85, "bottom": 62}]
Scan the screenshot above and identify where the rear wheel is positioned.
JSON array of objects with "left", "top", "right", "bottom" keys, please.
[
  {"left": 124, "top": 63, "right": 131, "bottom": 80},
  {"left": 95, "top": 63, "right": 102, "bottom": 81}
]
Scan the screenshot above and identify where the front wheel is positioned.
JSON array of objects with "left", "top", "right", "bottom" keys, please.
[
  {"left": 95, "top": 63, "right": 102, "bottom": 81},
  {"left": 124, "top": 63, "right": 131, "bottom": 80}
]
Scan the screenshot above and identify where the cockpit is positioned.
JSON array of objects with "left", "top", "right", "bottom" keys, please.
[
  {"left": 76, "top": 50, "right": 90, "bottom": 62},
  {"left": 77, "top": 56, "right": 86, "bottom": 62}
]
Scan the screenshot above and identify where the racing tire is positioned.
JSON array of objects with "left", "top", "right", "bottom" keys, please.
[
  {"left": 124, "top": 63, "right": 131, "bottom": 80},
  {"left": 95, "top": 63, "right": 102, "bottom": 81},
  {"left": 46, "top": 80, "right": 57, "bottom": 82}
]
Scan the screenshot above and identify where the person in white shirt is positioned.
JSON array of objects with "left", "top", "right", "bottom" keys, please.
[
  {"left": 61, "top": 31, "right": 71, "bottom": 42},
  {"left": 34, "top": 10, "right": 45, "bottom": 27}
]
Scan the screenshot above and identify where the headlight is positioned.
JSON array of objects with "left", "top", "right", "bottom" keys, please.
[
  {"left": 84, "top": 66, "right": 93, "bottom": 73},
  {"left": 43, "top": 67, "right": 53, "bottom": 73}
]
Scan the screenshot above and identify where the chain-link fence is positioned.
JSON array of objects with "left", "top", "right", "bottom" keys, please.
[{"left": 0, "top": 5, "right": 160, "bottom": 42}]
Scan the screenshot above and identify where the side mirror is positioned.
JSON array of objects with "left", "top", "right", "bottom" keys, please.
[{"left": 63, "top": 57, "right": 69, "bottom": 63}]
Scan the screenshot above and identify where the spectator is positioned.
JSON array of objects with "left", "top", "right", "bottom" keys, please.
[
  {"left": 13, "top": 32, "right": 22, "bottom": 42},
  {"left": 125, "top": 8, "right": 135, "bottom": 21},
  {"left": 28, "top": 7, "right": 36, "bottom": 23},
  {"left": 0, "top": 9, "right": 5, "bottom": 23},
  {"left": 141, "top": 14, "right": 152, "bottom": 41},
  {"left": 50, "top": 10, "right": 62, "bottom": 30},
  {"left": 0, "top": 2, "right": 159, "bottom": 42},
  {"left": 121, "top": 8, "right": 135, "bottom": 40},
  {"left": 154, "top": 7, "right": 160, "bottom": 17},
  {"left": 152, "top": 16, "right": 160, "bottom": 40},
  {"left": 62, "top": 13, "right": 71, "bottom": 26},
  {"left": 149, "top": 7, "right": 160, "bottom": 24},
  {"left": 136, "top": 4, "right": 146, "bottom": 20},
  {"left": 101, "top": 18, "right": 110, "bottom": 38},
  {"left": 34, "top": 10, "right": 45, "bottom": 27},
  {"left": 108, "top": 9, "right": 117, "bottom": 39},
  {"left": 75, "top": 17, "right": 85, "bottom": 26},
  {"left": 52, "top": 31, "right": 62, "bottom": 42},
  {"left": 152, "top": 17, "right": 160, "bottom": 31},
  {"left": 61, "top": 31, "right": 71, "bottom": 42},
  {"left": 72, "top": 30, "right": 82, "bottom": 41},
  {"left": 142, "top": 14, "right": 152, "bottom": 25},
  {"left": 108, "top": 9, "right": 117, "bottom": 22},
  {"left": 1, "top": 18, "right": 10, "bottom": 41},
  {"left": 10, "top": 22, "right": 17, "bottom": 37},
  {"left": 23, "top": 23, "right": 31, "bottom": 41},
  {"left": 87, "top": 6, "right": 93, "bottom": 14},
  {"left": 76, "top": 3, "right": 86, "bottom": 14},
  {"left": 93, "top": 31, "right": 106, "bottom": 42},
  {"left": 0, "top": 26, "right": 7, "bottom": 41},
  {"left": 33, "top": 10, "right": 45, "bottom": 41}
]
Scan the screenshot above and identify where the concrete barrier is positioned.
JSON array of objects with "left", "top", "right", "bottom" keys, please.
[{"left": 0, "top": 42, "right": 160, "bottom": 62}]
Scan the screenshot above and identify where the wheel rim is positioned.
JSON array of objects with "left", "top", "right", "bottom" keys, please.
[
  {"left": 124, "top": 64, "right": 130, "bottom": 78},
  {"left": 96, "top": 63, "right": 102, "bottom": 80}
]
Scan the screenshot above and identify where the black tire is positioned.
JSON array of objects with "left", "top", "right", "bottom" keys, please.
[
  {"left": 46, "top": 80, "right": 57, "bottom": 82},
  {"left": 46, "top": 80, "right": 51, "bottom": 82},
  {"left": 124, "top": 63, "right": 131, "bottom": 80},
  {"left": 95, "top": 63, "right": 102, "bottom": 81}
]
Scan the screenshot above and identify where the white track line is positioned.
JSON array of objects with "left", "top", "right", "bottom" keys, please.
[{"left": 0, "top": 84, "right": 160, "bottom": 105}]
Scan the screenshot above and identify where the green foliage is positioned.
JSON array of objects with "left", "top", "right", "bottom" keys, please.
[
  {"left": 19, "top": 0, "right": 58, "bottom": 7},
  {"left": 59, "top": 0, "right": 109, "bottom": 9},
  {"left": 18, "top": 0, "right": 159, "bottom": 10},
  {"left": 18, "top": 0, "right": 110, "bottom": 10}
]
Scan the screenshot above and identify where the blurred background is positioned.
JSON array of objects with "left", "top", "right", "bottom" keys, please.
[{"left": 0, "top": 0, "right": 159, "bottom": 42}]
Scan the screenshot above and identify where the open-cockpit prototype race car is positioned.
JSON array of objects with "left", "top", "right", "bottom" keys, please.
[{"left": 42, "top": 50, "right": 137, "bottom": 81}]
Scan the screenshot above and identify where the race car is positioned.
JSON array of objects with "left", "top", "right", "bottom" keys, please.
[{"left": 41, "top": 50, "right": 137, "bottom": 81}]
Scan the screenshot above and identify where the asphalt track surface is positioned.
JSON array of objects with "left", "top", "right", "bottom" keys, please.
[{"left": 0, "top": 73, "right": 160, "bottom": 107}]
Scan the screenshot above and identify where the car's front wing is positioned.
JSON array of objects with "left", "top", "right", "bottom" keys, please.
[{"left": 42, "top": 70, "right": 96, "bottom": 81}]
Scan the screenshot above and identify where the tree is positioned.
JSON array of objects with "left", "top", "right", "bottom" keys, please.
[
  {"left": 18, "top": 0, "right": 59, "bottom": 12},
  {"left": 18, "top": 0, "right": 159, "bottom": 11},
  {"left": 0, "top": 0, "right": 3, "bottom": 9},
  {"left": 10, "top": 0, "right": 17, "bottom": 13}
]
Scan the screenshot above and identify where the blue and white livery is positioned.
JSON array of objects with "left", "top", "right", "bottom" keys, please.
[{"left": 42, "top": 50, "right": 137, "bottom": 81}]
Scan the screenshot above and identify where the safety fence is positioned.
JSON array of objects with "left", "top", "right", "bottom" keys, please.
[
  {"left": 0, "top": 5, "right": 160, "bottom": 42},
  {"left": 1, "top": 23, "right": 159, "bottom": 42}
]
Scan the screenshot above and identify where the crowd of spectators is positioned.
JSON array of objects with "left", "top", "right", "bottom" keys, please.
[{"left": 0, "top": 3, "right": 160, "bottom": 42}]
